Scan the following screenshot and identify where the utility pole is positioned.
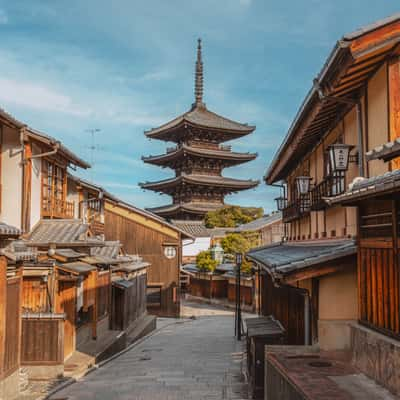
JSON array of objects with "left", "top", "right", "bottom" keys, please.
[
  {"left": 235, "top": 252, "right": 243, "bottom": 340},
  {"left": 85, "top": 128, "right": 101, "bottom": 182}
]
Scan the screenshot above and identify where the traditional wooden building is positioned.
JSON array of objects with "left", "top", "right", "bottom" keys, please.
[
  {"left": 0, "top": 108, "right": 90, "bottom": 233},
  {"left": 140, "top": 39, "right": 258, "bottom": 220},
  {"left": 235, "top": 212, "right": 283, "bottom": 247},
  {"left": 248, "top": 13, "right": 400, "bottom": 398}
]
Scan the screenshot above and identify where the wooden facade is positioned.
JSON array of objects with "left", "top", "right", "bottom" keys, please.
[
  {"left": 104, "top": 201, "right": 186, "bottom": 317},
  {"left": 0, "top": 257, "right": 23, "bottom": 398}
]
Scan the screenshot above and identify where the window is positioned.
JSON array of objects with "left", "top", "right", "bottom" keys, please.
[{"left": 42, "top": 160, "right": 72, "bottom": 218}]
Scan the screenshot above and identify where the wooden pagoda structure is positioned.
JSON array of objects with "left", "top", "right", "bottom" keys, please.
[{"left": 141, "top": 39, "right": 259, "bottom": 220}]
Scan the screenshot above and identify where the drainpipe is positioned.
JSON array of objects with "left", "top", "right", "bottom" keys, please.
[
  {"left": 313, "top": 79, "right": 365, "bottom": 177},
  {"left": 25, "top": 141, "right": 60, "bottom": 161}
]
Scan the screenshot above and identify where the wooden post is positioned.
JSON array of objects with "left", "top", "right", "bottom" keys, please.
[
  {"left": 0, "top": 256, "right": 7, "bottom": 379},
  {"left": 21, "top": 142, "right": 32, "bottom": 232}
]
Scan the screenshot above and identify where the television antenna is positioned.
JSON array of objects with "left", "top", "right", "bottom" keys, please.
[{"left": 85, "top": 128, "right": 101, "bottom": 182}]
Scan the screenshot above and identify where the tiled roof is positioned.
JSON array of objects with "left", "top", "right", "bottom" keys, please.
[
  {"left": 365, "top": 138, "right": 400, "bottom": 162},
  {"left": 0, "top": 108, "right": 89, "bottom": 169},
  {"left": 2, "top": 240, "right": 37, "bottom": 261},
  {"left": 145, "top": 104, "right": 255, "bottom": 138},
  {"left": 143, "top": 144, "right": 257, "bottom": 166},
  {"left": 91, "top": 241, "right": 121, "bottom": 259},
  {"left": 236, "top": 212, "right": 282, "bottom": 232},
  {"left": 147, "top": 202, "right": 222, "bottom": 216},
  {"left": 28, "top": 219, "right": 101, "bottom": 246},
  {"left": 58, "top": 261, "right": 97, "bottom": 275},
  {"left": 328, "top": 170, "right": 400, "bottom": 205},
  {"left": 141, "top": 174, "right": 259, "bottom": 191},
  {"left": 0, "top": 222, "right": 21, "bottom": 237},
  {"left": 247, "top": 239, "right": 356, "bottom": 277},
  {"left": 171, "top": 220, "right": 211, "bottom": 237}
]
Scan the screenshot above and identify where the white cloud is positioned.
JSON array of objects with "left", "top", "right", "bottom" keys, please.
[
  {"left": 0, "top": 78, "right": 91, "bottom": 117},
  {"left": 0, "top": 10, "right": 8, "bottom": 25}
]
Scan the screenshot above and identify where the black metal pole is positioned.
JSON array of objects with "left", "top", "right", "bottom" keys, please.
[{"left": 236, "top": 253, "right": 242, "bottom": 340}]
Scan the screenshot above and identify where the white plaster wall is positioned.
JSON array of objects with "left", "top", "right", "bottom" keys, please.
[
  {"left": 30, "top": 143, "right": 42, "bottom": 228},
  {"left": 1, "top": 125, "right": 22, "bottom": 229},
  {"left": 182, "top": 237, "right": 211, "bottom": 257}
]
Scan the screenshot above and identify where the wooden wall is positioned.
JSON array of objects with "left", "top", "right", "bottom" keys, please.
[
  {"left": 105, "top": 207, "right": 181, "bottom": 317},
  {"left": 21, "top": 315, "right": 64, "bottom": 365},
  {"left": 0, "top": 258, "right": 22, "bottom": 381},
  {"left": 260, "top": 273, "right": 305, "bottom": 345}
]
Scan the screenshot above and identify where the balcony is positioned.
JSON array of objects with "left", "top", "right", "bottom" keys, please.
[
  {"left": 42, "top": 198, "right": 75, "bottom": 219},
  {"left": 311, "top": 174, "right": 345, "bottom": 211},
  {"left": 282, "top": 197, "right": 310, "bottom": 223}
]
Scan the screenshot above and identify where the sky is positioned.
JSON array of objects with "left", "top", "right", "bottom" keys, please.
[{"left": 0, "top": 1, "right": 399, "bottom": 213}]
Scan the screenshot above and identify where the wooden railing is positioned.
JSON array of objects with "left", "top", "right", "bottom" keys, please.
[
  {"left": 311, "top": 174, "right": 345, "bottom": 211},
  {"left": 282, "top": 197, "right": 310, "bottom": 223},
  {"left": 42, "top": 198, "right": 75, "bottom": 219}
]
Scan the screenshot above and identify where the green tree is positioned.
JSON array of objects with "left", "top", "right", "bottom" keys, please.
[
  {"left": 220, "top": 232, "right": 258, "bottom": 273},
  {"left": 204, "top": 206, "right": 263, "bottom": 228},
  {"left": 196, "top": 250, "right": 218, "bottom": 272}
]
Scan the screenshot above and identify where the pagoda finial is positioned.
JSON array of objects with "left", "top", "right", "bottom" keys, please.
[{"left": 194, "top": 38, "right": 204, "bottom": 107}]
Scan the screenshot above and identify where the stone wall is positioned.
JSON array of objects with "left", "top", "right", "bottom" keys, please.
[{"left": 351, "top": 323, "right": 400, "bottom": 396}]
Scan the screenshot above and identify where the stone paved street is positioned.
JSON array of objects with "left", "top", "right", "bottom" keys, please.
[{"left": 49, "top": 301, "right": 248, "bottom": 400}]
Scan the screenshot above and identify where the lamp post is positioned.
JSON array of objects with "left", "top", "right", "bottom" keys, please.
[{"left": 235, "top": 252, "right": 243, "bottom": 340}]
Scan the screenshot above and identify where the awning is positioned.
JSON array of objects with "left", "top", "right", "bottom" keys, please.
[
  {"left": 247, "top": 240, "right": 356, "bottom": 280},
  {"left": 327, "top": 170, "right": 400, "bottom": 206},
  {"left": 57, "top": 262, "right": 97, "bottom": 275},
  {"left": 113, "top": 261, "right": 150, "bottom": 273}
]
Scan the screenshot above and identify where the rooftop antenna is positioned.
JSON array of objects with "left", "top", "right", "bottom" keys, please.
[{"left": 85, "top": 128, "right": 101, "bottom": 182}]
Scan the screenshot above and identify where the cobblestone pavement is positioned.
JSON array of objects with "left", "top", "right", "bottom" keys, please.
[{"left": 49, "top": 301, "right": 248, "bottom": 400}]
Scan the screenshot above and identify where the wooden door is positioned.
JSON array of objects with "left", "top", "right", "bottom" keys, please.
[{"left": 58, "top": 281, "right": 76, "bottom": 360}]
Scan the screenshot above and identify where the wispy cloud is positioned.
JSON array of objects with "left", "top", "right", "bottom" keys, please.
[
  {"left": 0, "top": 78, "right": 91, "bottom": 116},
  {"left": 239, "top": 0, "right": 252, "bottom": 6}
]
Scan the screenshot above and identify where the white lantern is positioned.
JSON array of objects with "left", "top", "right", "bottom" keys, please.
[
  {"left": 275, "top": 196, "right": 287, "bottom": 211},
  {"left": 296, "top": 176, "right": 312, "bottom": 196},
  {"left": 328, "top": 144, "right": 353, "bottom": 172}
]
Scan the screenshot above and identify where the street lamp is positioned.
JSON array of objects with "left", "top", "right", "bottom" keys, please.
[
  {"left": 275, "top": 196, "right": 287, "bottom": 211},
  {"left": 327, "top": 144, "right": 354, "bottom": 173},
  {"left": 296, "top": 176, "right": 312, "bottom": 196}
]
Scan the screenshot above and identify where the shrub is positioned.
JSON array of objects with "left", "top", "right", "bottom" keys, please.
[
  {"left": 196, "top": 250, "right": 218, "bottom": 272},
  {"left": 205, "top": 206, "right": 263, "bottom": 228}
]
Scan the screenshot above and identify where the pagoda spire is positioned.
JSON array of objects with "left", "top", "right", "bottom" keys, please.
[{"left": 194, "top": 38, "right": 204, "bottom": 107}]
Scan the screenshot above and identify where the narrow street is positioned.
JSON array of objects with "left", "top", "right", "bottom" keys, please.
[{"left": 49, "top": 301, "right": 248, "bottom": 400}]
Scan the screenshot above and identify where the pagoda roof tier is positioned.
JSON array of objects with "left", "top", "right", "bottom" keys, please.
[
  {"left": 142, "top": 144, "right": 257, "bottom": 167},
  {"left": 140, "top": 174, "right": 259, "bottom": 194},
  {"left": 146, "top": 202, "right": 222, "bottom": 218},
  {"left": 144, "top": 103, "right": 255, "bottom": 143}
]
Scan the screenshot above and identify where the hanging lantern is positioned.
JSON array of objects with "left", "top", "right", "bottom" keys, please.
[
  {"left": 328, "top": 144, "right": 353, "bottom": 172},
  {"left": 296, "top": 176, "right": 312, "bottom": 196},
  {"left": 275, "top": 196, "right": 287, "bottom": 211}
]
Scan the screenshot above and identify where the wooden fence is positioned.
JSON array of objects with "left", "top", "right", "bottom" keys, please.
[
  {"left": 97, "top": 271, "right": 111, "bottom": 320},
  {"left": 21, "top": 313, "right": 64, "bottom": 365},
  {"left": 3, "top": 275, "right": 22, "bottom": 377}
]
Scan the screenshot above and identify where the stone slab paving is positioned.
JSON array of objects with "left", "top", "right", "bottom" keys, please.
[{"left": 49, "top": 302, "right": 248, "bottom": 400}]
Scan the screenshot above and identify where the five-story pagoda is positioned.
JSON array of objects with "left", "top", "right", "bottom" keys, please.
[{"left": 140, "top": 39, "right": 259, "bottom": 220}]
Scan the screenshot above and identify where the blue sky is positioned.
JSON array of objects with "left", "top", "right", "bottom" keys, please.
[{"left": 0, "top": 1, "right": 399, "bottom": 213}]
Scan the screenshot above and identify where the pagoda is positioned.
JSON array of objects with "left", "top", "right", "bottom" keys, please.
[{"left": 140, "top": 39, "right": 259, "bottom": 220}]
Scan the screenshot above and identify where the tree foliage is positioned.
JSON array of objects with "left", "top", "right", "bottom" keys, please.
[
  {"left": 196, "top": 250, "right": 218, "bottom": 272},
  {"left": 220, "top": 232, "right": 259, "bottom": 274},
  {"left": 204, "top": 206, "right": 264, "bottom": 228}
]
